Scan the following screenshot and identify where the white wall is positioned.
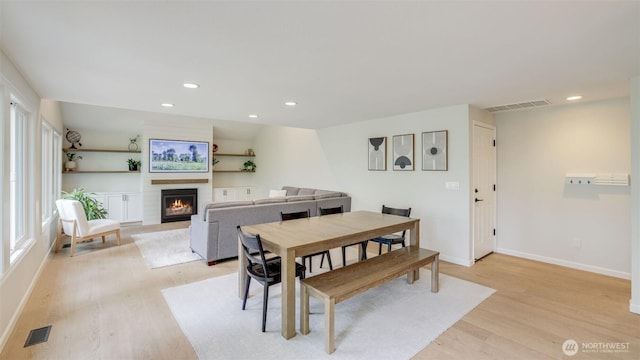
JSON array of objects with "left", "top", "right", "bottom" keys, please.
[
  {"left": 630, "top": 76, "right": 639, "bottom": 313},
  {"left": 253, "top": 125, "right": 337, "bottom": 192},
  {"left": 254, "top": 105, "right": 476, "bottom": 266},
  {"left": 495, "top": 98, "right": 631, "bottom": 278},
  {"left": 0, "top": 50, "right": 63, "bottom": 351}
]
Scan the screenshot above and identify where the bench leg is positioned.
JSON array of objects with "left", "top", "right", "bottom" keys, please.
[
  {"left": 301, "top": 285, "right": 310, "bottom": 334},
  {"left": 407, "top": 269, "right": 416, "bottom": 284},
  {"left": 431, "top": 255, "right": 439, "bottom": 293},
  {"left": 324, "top": 298, "right": 335, "bottom": 354}
]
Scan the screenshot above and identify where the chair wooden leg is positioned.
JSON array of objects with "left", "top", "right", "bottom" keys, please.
[
  {"left": 262, "top": 285, "right": 269, "bottom": 332},
  {"left": 55, "top": 221, "right": 63, "bottom": 253},
  {"left": 70, "top": 234, "right": 78, "bottom": 257},
  {"left": 242, "top": 276, "right": 251, "bottom": 310},
  {"left": 102, "top": 235, "right": 106, "bottom": 243},
  {"left": 115, "top": 229, "right": 121, "bottom": 246}
]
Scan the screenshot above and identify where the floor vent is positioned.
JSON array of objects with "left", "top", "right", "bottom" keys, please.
[
  {"left": 24, "top": 325, "right": 51, "bottom": 347},
  {"left": 484, "top": 99, "right": 551, "bottom": 113}
]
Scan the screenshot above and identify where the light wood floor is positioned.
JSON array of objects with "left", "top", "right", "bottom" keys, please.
[{"left": 1, "top": 222, "right": 638, "bottom": 359}]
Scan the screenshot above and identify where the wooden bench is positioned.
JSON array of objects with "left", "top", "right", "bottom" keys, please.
[{"left": 300, "top": 245, "right": 439, "bottom": 354}]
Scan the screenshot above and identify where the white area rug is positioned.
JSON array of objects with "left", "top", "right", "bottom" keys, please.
[
  {"left": 162, "top": 269, "right": 495, "bottom": 360},
  {"left": 132, "top": 228, "right": 200, "bottom": 269}
]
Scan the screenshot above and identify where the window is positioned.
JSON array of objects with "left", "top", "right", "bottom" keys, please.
[
  {"left": 9, "top": 101, "right": 31, "bottom": 258},
  {"left": 41, "top": 120, "right": 61, "bottom": 225}
]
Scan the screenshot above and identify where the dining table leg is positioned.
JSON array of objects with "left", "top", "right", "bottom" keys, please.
[{"left": 281, "top": 248, "right": 296, "bottom": 339}]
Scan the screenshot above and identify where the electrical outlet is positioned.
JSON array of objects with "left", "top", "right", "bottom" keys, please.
[{"left": 571, "top": 237, "right": 582, "bottom": 249}]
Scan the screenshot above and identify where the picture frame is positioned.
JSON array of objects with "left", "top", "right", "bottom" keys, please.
[
  {"left": 392, "top": 134, "right": 414, "bottom": 171},
  {"left": 422, "top": 130, "right": 448, "bottom": 171},
  {"left": 149, "top": 138, "right": 209, "bottom": 173},
  {"left": 368, "top": 136, "right": 387, "bottom": 171}
]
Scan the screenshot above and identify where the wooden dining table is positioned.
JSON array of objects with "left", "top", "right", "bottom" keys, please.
[{"left": 239, "top": 210, "right": 420, "bottom": 339}]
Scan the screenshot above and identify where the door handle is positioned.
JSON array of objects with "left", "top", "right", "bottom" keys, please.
[{"left": 475, "top": 198, "right": 484, "bottom": 203}]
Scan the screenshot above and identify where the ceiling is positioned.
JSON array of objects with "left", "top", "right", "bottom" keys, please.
[{"left": 1, "top": 1, "right": 638, "bottom": 131}]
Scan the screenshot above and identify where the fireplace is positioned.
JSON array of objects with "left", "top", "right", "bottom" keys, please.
[{"left": 161, "top": 188, "right": 198, "bottom": 223}]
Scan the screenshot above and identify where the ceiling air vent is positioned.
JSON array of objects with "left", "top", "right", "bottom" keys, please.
[{"left": 484, "top": 99, "right": 551, "bottom": 113}]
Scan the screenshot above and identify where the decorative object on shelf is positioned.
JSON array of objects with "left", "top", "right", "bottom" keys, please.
[
  {"left": 247, "top": 148, "right": 255, "bottom": 156},
  {"left": 422, "top": 130, "right": 448, "bottom": 171},
  {"left": 212, "top": 144, "right": 219, "bottom": 153},
  {"left": 241, "top": 160, "right": 257, "bottom": 172},
  {"left": 368, "top": 136, "right": 387, "bottom": 171},
  {"left": 63, "top": 150, "right": 83, "bottom": 172},
  {"left": 61, "top": 188, "right": 108, "bottom": 220},
  {"left": 65, "top": 128, "right": 82, "bottom": 149},
  {"left": 393, "top": 134, "right": 414, "bottom": 171},
  {"left": 127, "top": 158, "right": 142, "bottom": 171},
  {"left": 128, "top": 134, "right": 140, "bottom": 151}
]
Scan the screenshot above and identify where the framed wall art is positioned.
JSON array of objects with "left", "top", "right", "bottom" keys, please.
[
  {"left": 422, "top": 130, "right": 448, "bottom": 171},
  {"left": 149, "top": 138, "right": 209, "bottom": 173},
  {"left": 368, "top": 136, "right": 387, "bottom": 171},
  {"left": 392, "top": 134, "right": 414, "bottom": 171}
]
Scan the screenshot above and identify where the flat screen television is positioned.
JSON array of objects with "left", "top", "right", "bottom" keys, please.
[{"left": 149, "top": 139, "right": 209, "bottom": 173}]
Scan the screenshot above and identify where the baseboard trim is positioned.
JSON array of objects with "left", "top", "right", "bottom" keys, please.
[
  {"left": 497, "top": 248, "right": 631, "bottom": 280},
  {"left": 439, "top": 254, "right": 473, "bottom": 267}
]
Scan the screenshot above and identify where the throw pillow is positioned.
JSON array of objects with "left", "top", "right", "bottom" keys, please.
[{"left": 269, "top": 189, "right": 287, "bottom": 198}]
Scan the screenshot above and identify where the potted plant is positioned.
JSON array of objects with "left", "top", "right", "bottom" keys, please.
[
  {"left": 61, "top": 188, "right": 108, "bottom": 220},
  {"left": 241, "top": 160, "right": 257, "bottom": 172},
  {"left": 63, "top": 150, "right": 82, "bottom": 172},
  {"left": 127, "top": 158, "right": 142, "bottom": 171}
]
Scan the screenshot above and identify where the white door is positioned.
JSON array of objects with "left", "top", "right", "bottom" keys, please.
[{"left": 473, "top": 123, "right": 496, "bottom": 261}]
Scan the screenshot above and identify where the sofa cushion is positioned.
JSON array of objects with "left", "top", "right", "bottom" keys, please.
[
  {"left": 286, "top": 195, "right": 315, "bottom": 202},
  {"left": 254, "top": 197, "right": 286, "bottom": 205},
  {"left": 202, "top": 200, "right": 254, "bottom": 219},
  {"left": 298, "top": 188, "right": 316, "bottom": 196},
  {"left": 269, "top": 189, "right": 287, "bottom": 197},
  {"left": 314, "top": 191, "right": 343, "bottom": 200},
  {"left": 282, "top": 186, "right": 300, "bottom": 196}
]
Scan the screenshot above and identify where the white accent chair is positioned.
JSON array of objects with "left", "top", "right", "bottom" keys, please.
[{"left": 55, "top": 199, "right": 121, "bottom": 257}]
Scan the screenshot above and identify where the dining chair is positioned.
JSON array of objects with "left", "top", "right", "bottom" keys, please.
[
  {"left": 55, "top": 199, "right": 121, "bottom": 257},
  {"left": 319, "top": 205, "right": 367, "bottom": 266},
  {"left": 280, "top": 209, "right": 333, "bottom": 273},
  {"left": 369, "top": 205, "right": 412, "bottom": 255},
  {"left": 237, "top": 225, "right": 306, "bottom": 332}
]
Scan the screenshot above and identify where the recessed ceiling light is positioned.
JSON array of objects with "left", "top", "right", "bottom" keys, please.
[
  {"left": 284, "top": 101, "right": 297, "bottom": 106},
  {"left": 161, "top": 103, "right": 174, "bottom": 108},
  {"left": 566, "top": 95, "right": 582, "bottom": 101},
  {"left": 183, "top": 83, "right": 200, "bottom": 89},
  {"left": 249, "top": 114, "right": 258, "bottom": 118}
]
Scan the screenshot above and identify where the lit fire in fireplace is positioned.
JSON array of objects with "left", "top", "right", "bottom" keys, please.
[{"left": 165, "top": 198, "right": 192, "bottom": 216}]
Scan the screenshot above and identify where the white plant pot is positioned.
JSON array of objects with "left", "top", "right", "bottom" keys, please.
[{"left": 65, "top": 160, "right": 77, "bottom": 171}]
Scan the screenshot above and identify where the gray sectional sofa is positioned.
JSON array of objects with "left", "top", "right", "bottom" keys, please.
[{"left": 189, "top": 186, "right": 351, "bottom": 265}]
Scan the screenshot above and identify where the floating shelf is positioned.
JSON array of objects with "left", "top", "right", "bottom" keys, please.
[
  {"left": 63, "top": 170, "right": 140, "bottom": 174},
  {"left": 63, "top": 148, "right": 141, "bottom": 153},
  {"left": 151, "top": 179, "right": 209, "bottom": 185},
  {"left": 213, "top": 153, "right": 255, "bottom": 157},
  {"left": 213, "top": 170, "right": 256, "bottom": 173}
]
